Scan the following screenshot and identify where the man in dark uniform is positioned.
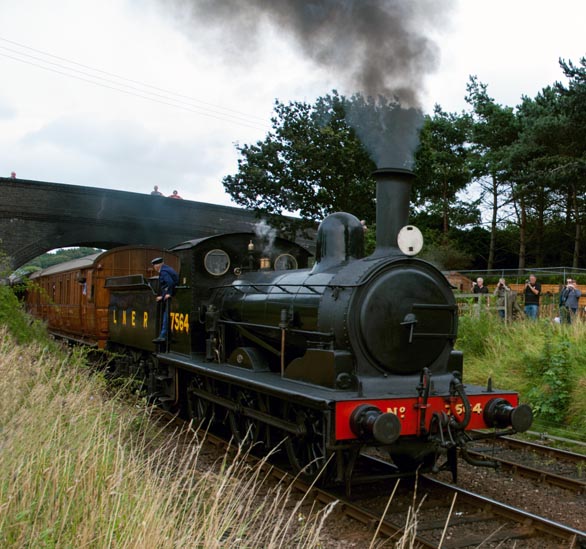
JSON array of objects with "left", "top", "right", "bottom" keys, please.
[{"left": 151, "top": 257, "right": 179, "bottom": 344}]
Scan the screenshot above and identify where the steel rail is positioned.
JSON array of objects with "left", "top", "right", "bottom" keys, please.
[
  {"left": 466, "top": 448, "right": 586, "bottom": 493},
  {"left": 499, "top": 434, "right": 586, "bottom": 460},
  {"left": 422, "top": 476, "right": 586, "bottom": 547},
  {"left": 468, "top": 434, "right": 586, "bottom": 492}
]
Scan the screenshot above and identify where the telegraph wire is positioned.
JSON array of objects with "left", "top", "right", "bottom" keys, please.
[
  {"left": 0, "top": 36, "right": 271, "bottom": 131},
  {"left": 0, "top": 35, "right": 267, "bottom": 125},
  {"left": 0, "top": 45, "right": 265, "bottom": 129},
  {"left": 0, "top": 36, "right": 268, "bottom": 126},
  {"left": 0, "top": 49, "right": 265, "bottom": 130}
]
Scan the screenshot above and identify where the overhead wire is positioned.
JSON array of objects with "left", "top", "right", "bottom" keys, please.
[{"left": 0, "top": 35, "right": 271, "bottom": 131}]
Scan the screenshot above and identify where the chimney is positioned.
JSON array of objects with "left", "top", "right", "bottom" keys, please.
[{"left": 372, "top": 168, "right": 414, "bottom": 257}]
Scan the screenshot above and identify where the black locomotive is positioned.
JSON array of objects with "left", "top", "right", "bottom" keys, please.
[{"left": 102, "top": 168, "right": 532, "bottom": 486}]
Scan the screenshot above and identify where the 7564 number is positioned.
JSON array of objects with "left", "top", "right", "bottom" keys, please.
[
  {"left": 446, "top": 402, "right": 483, "bottom": 415},
  {"left": 170, "top": 312, "right": 189, "bottom": 334}
]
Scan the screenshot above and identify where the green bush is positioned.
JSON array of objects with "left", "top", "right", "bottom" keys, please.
[
  {"left": 524, "top": 331, "right": 572, "bottom": 422},
  {"left": 0, "top": 284, "right": 49, "bottom": 345},
  {"left": 457, "top": 310, "right": 586, "bottom": 437}
]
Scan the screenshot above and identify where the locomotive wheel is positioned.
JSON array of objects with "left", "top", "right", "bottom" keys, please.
[
  {"left": 186, "top": 376, "right": 211, "bottom": 428},
  {"left": 228, "top": 389, "right": 262, "bottom": 448},
  {"left": 284, "top": 403, "right": 328, "bottom": 479}
]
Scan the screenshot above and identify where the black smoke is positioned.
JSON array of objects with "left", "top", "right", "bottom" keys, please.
[{"left": 175, "top": 0, "right": 454, "bottom": 167}]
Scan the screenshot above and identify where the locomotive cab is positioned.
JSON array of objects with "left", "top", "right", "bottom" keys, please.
[{"left": 168, "top": 232, "right": 313, "bottom": 359}]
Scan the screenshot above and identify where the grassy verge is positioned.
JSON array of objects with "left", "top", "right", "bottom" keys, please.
[
  {"left": 457, "top": 312, "right": 586, "bottom": 440},
  {"left": 0, "top": 328, "right": 348, "bottom": 547},
  {"left": 0, "top": 290, "right": 340, "bottom": 547}
]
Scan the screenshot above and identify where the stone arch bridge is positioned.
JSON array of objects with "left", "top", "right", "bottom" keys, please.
[{"left": 0, "top": 177, "right": 314, "bottom": 270}]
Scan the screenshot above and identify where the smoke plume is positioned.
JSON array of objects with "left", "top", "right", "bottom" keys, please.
[
  {"left": 254, "top": 219, "right": 277, "bottom": 254},
  {"left": 185, "top": 0, "right": 452, "bottom": 106},
  {"left": 176, "top": 0, "right": 454, "bottom": 167}
]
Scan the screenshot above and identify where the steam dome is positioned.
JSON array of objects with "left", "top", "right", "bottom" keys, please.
[{"left": 312, "top": 212, "right": 364, "bottom": 273}]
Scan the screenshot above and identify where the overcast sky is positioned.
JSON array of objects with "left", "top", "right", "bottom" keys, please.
[{"left": 1, "top": 0, "right": 585, "bottom": 206}]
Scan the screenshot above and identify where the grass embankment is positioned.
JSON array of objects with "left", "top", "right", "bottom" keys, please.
[
  {"left": 457, "top": 312, "right": 586, "bottom": 440},
  {"left": 0, "top": 286, "right": 342, "bottom": 547}
]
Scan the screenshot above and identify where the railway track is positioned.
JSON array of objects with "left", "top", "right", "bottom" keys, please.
[
  {"left": 276, "top": 454, "right": 586, "bottom": 547},
  {"left": 339, "top": 455, "right": 586, "bottom": 548},
  {"left": 416, "top": 476, "right": 586, "bottom": 547},
  {"left": 467, "top": 435, "right": 586, "bottom": 493},
  {"left": 154, "top": 410, "right": 586, "bottom": 547}
]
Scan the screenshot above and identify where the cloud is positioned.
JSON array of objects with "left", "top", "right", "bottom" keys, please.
[
  {"left": 23, "top": 116, "right": 152, "bottom": 161},
  {"left": 14, "top": 112, "right": 238, "bottom": 204},
  {"left": 0, "top": 97, "right": 15, "bottom": 120}
]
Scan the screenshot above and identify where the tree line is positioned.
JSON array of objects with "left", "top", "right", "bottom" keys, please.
[{"left": 222, "top": 57, "right": 586, "bottom": 272}]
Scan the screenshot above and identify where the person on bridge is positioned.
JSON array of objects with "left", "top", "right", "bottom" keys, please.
[
  {"left": 168, "top": 190, "right": 183, "bottom": 199},
  {"left": 150, "top": 185, "right": 163, "bottom": 196},
  {"left": 151, "top": 257, "right": 179, "bottom": 345}
]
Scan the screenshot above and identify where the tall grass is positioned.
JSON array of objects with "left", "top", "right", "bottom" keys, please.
[
  {"left": 0, "top": 284, "right": 425, "bottom": 548},
  {"left": 0, "top": 329, "right": 346, "bottom": 547},
  {"left": 457, "top": 311, "right": 586, "bottom": 438}
]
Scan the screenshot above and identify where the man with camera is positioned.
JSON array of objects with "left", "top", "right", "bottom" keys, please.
[
  {"left": 523, "top": 274, "right": 541, "bottom": 320},
  {"left": 493, "top": 277, "right": 511, "bottom": 319},
  {"left": 472, "top": 277, "right": 489, "bottom": 294},
  {"left": 472, "top": 277, "right": 489, "bottom": 306},
  {"left": 559, "top": 278, "right": 582, "bottom": 324}
]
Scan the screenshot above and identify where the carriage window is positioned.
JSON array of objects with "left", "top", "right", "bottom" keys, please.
[
  {"left": 204, "top": 249, "right": 230, "bottom": 276},
  {"left": 274, "top": 254, "right": 298, "bottom": 271}
]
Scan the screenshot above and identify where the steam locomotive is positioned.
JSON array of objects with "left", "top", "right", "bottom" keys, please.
[{"left": 25, "top": 168, "right": 532, "bottom": 487}]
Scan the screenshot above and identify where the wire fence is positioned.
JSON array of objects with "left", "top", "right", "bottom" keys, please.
[
  {"left": 452, "top": 267, "right": 586, "bottom": 285},
  {"left": 455, "top": 287, "right": 581, "bottom": 323}
]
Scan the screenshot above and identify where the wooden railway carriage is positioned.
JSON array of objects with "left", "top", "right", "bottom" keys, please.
[{"left": 27, "top": 246, "right": 179, "bottom": 348}]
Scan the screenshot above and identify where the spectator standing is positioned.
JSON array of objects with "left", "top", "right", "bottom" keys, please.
[
  {"left": 493, "top": 277, "right": 511, "bottom": 320},
  {"left": 473, "top": 277, "right": 489, "bottom": 294},
  {"left": 10, "top": 171, "right": 16, "bottom": 178},
  {"left": 168, "top": 190, "right": 183, "bottom": 199},
  {"left": 559, "top": 278, "right": 582, "bottom": 324},
  {"left": 524, "top": 274, "right": 541, "bottom": 320},
  {"left": 472, "top": 277, "right": 489, "bottom": 307},
  {"left": 150, "top": 185, "right": 163, "bottom": 196}
]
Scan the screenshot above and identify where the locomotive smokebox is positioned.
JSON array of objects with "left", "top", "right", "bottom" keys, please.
[{"left": 372, "top": 168, "right": 415, "bottom": 257}]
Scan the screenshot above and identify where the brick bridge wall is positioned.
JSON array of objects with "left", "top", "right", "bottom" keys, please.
[{"left": 0, "top": 177, "right": 315, "bottom": 269}]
